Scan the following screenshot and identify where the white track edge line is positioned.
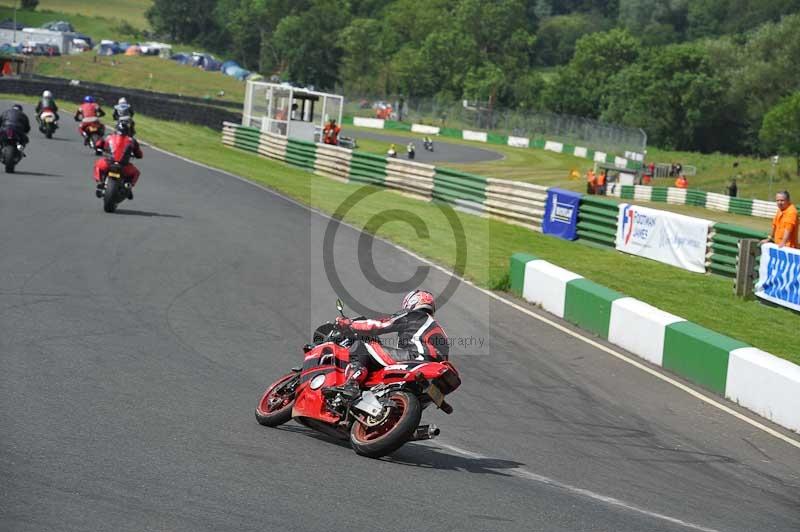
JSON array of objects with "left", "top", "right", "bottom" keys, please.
[
  {"left": 143, "top": 142, "right": 800, "bottom": 451},
  {"left": 435, "top": 441, "right": 719, "bottom": 532}
]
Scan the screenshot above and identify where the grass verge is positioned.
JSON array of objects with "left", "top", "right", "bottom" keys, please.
[
  {"left": 0, "top": 6, "right": 144, "bottom": 42},
  {"left": 0, "top": 1, "right": 152, "bottom": 29},
  {"left": 4, "top": 92, "right": 795, "bottom": 365},
  {"left": 33, "top": 53, "right": 245, "bottom": 103}
]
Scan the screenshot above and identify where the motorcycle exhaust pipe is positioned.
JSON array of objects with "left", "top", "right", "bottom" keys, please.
[{"left": 410, "top": 424, "right": 440, "bottom": 441}]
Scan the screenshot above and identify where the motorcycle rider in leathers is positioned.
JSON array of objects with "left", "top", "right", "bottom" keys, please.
[
  {"left": 74, "top": 95, "right": 106, "bottom": 144},
  {"left": 93, "top": 120, "right": 143, "bottom": 199},
  {"left": 0, "top": 103, "right": 31, "bottom": 148},
  {"left": 35, "top": 90, "right": 60, "bottom": 126},
  {"left": 113, "top": 97, "right": 136, "bottom": 136},
  {"left": 325, "top": 290, "right": 449, "bottom": 399}
]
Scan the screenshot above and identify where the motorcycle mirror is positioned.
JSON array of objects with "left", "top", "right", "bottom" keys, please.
[{"left": 336, "top": 298, "right": 344, "bottom": 315}]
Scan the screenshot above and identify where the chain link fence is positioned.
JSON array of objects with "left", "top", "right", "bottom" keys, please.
[{"left": 344, "top": 94, "right": 647, "bottom": 156}]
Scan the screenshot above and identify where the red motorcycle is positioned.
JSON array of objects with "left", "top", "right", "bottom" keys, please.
[{"left": 255, "top": 299, "right": 461, "bottom": 458}]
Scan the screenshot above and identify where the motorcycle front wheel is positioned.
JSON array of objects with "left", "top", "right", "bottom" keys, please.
[
  {"left": 350, "top": 390, "right": 421, "bottom": 458},
  {"left": 255, "top": 372, "right": 299, "bottom": 427}
]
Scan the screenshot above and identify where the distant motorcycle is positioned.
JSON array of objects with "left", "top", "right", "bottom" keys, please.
[
  {"left": 423, "top": 137, "right": 434, "bottom": 152},
  {"left": 38, "top": 110, "right": 58, "bottom": 139},
  {"left": 78, "top": 118, "right": 105, "bottom": 155},
  {"left": 0, "top": 128, "right": 24, "bottom": 173}
]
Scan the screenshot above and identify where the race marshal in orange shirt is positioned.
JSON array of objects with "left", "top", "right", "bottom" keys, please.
[{"left": 763, "top": 191, "right": 798, "bottom": 248}]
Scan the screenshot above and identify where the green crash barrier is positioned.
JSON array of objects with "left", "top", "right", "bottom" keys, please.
[
  {"left": 509, "top": 253, "right": 539, "bottom": 296},
  {"left": 563, "top": 279, "right": 624, "bottom": 339},
  {"left": 384, "top": 121, "right": 412, "bottom": 132},
  {"left": 662, "top": 321, "right": 748, "bottom": 394},
  {"left": 728, "top": 197, "right": 754, "bottom": 216},
  {"left": 651, "top": 186, "right": 668, "bottom": 202},
  {"left": 620, "top": 185, "right": 634, "bottom": 200},
  {"left": 348, "top": 152, "right": 387, "bottom": 186},
  {"left": 433, "top": 168, "right": 487, "bottom": 204},
  {"left": 708, "top": 223, "right": 767, "bottom": 278},
  {"left": 686, "top": 189, "right": 707, "bottom": 207},
  {"left": 232, "top": 126, "right": 261, "bottom": 152},
  {"left": 577, "top": 196, "right": 619, "bottom": 248}
]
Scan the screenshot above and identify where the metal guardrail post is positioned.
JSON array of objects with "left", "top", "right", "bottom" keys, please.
[{"left": 735, "top": 238, "right": 760, "bottom": 297}]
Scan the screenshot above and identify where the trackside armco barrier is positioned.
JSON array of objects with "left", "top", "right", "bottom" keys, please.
[
  {"left": 612, "top": 184, "right": 777, "bottom": 219},
  {"left": 509, "top": 253, "right": 800, "bottom": 434},
  {"left": 221, "top": 122, "right": 546, "bottom": 227}
]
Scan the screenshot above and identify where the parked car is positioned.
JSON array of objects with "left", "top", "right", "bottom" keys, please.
[
  {"left": 42, "top": 20, "right": 74, "bottom": 32},
  {"left": 0, "top": 19, "right": 23, "bottom": 30}
]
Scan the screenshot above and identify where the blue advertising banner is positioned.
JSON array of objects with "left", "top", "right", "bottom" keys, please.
[
  {"left": 756, "top": 244, "right": 800, "bottom": 312},
  {"left": 542, "top": 188, "right": 581, "bottom": 240}
]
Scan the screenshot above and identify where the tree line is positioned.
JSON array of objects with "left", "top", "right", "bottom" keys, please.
[{"left": 147, "top": 0, "right": 800, "bottom": 157}]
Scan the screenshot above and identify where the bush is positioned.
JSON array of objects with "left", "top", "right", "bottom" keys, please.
[{"left": 21, "top": 0, "right": 38, "bottom": 9}]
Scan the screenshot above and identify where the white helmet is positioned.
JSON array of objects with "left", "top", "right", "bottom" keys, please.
[
  {"left": 42, "top": 90, "right": 52, "bottom": 98},
  {"left": 118, "top": 97, "right": 127, "bottom": 105}
]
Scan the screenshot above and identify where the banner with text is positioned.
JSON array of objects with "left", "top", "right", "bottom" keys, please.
[
  {"left": 615, "top": 204, "right": 711, "bottom": 273},
  {"left": 542, "top": 188, "right": 580, "bottom": 240},
  {"left": 756, "top": 244, "right": 800, "bottom": 311}
]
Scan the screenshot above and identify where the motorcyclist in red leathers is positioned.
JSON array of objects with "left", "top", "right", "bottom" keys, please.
[
  {"left": 325, "top": 290, "right": 449, "bottom": 398},
  {"left": 74, "top": 95, "right": 105, "bottom": 143},
  {"left": 93, "top": 120, "right": 143, "bottom": 199}
]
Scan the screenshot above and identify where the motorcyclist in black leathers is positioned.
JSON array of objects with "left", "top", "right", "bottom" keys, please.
[
  {"left": 325, "top": 290, "right": 449, "bottom": 398},
  {"left": 0, "top": 104, "right": 31, "bottom": 147}
]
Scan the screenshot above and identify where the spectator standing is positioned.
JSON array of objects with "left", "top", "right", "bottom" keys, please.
[
  {"left": 586, "top": 169, "right": 596, "bottom": 195},
  {"left": 727, "top": 179, "right": 738, "bottom": 198},
  {"left": 761, "top": 191, "right": 798, "bottom": 248},
  {"left": 675, "top": 174, "right": 688, "bottom": 189}
]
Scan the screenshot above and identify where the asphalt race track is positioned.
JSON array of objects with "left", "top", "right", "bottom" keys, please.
[
  {"left": 1, "top": 102, "right": 799, "bottom": 532},
  {"left": 342, "top": 128, "right": 505, "bottom": 163}
]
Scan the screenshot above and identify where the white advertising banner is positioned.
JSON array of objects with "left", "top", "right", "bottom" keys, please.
[
  {"left": 615, "top": 204, "right": 712, "bottom": 273},
  {"left": 756, "top": 244, "right": 800, "bottom": 312},
  {"left": 507, "top": 135, "right": 530, "bottom": 148},
  {"left": 462, "top": 130, "right": 487, "bottom": 142},
  {"left": 353, "top": 117, "right": 385, "bottom": 129},
  {"left": 411, "top": 123, "right": 440, "bottom": 135}
]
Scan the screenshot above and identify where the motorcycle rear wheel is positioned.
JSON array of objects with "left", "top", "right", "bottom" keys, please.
[
  {"left": 350, "top": 390, "right": 421, "bottom": 458},
  {"left": 90, "top": 132, "right": 102, "bottom": 152},
  {"left": 103, "top": 178, "right": 119, "bottom": 213},
  {"left": 255, "top": 372, "right": 298, "bottom": 427},
  {"left": 2, "top": 145, "right": 15, "bottom": 173}
]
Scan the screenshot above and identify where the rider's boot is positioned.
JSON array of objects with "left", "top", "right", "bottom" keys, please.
[
  {"left": 323, "top": 362, "right": 365, "bottom": 400},
  {"left": 95, "top": 179, "right": 105, "bottom": 198},
  {"left": 124, "top": 182, "right": 133, "bottom": 200}
]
